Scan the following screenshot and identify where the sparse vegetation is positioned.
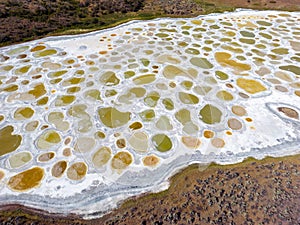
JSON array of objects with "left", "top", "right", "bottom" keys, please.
[
  {"left": 1, "top": 0, "right": 298, "bottom": 47},
  {"left": 0, "top": 0, "right": 146, "bottom": 46}
]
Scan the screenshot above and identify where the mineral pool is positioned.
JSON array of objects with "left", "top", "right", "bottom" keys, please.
[{"left": 0, "top": 9, "right": 300, "bottom": 216}]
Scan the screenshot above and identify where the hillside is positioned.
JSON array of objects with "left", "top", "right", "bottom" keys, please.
[{"left": 1, "top": 0, "right": 299, "bottom": 47}]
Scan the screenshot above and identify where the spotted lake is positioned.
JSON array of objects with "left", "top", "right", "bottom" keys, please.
[{"left": 0, "top": 9, "right": 300, "bottom": 217}]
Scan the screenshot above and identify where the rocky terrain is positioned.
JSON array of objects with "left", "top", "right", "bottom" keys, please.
[
  {"left": 1, "top": 0, "right": 300, "bottom": 47},
  {"left": 0, "top": 155, "right": 299, "bottom": 224}
]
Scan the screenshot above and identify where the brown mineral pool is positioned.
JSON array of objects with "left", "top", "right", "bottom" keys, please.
[
  {"left": 38, "top": 152, "right": 55, "bottom": 162},
  {"left": 51, "top": 161, "right": 67, "bottom": 178},
  {"left": 216, "top": 90, "right": 234, "bottom": 101},
  {"left": 67, "top": 162, "right": 88, "bottom": 181},
  {"left": 111, "top": 151, "right": 133, "bottom": 170},
  {"left": 211, "top": 138, "right": 225, "bottom": 148},
  {"left": 215, "top": 52, "right": 251, "bottom": 72},
  {"left": 28, "top": 83, "right": 47, "bottom": 99},
  {"left": 181, "top": 136, "right": 201, "bottom": 149},
  {"left": 232, "top": 105, "right": 247, "bottom": 116},
  {"left": 129, "top": 121, "right": 143, "bottom": 130},
  {"left": 227, "top": 118, "right": 243, "bottom": 130},
  {"left": 30, "top": 45, "right": 46, "bottom": 52},
  {"left": 236, "top": 78, "right": 267, "bottom": 94},
  {"left": 92, "top": 147, "right": 112, "bottom": 167},
  {"left": 8, "top": 167, "right": 44, "bottom": 191},
  {"left": 142, "top": 155, "right": 160, "bottom": 167},
  {"left": 116, "top": 139, "right": 126, "bottom": 148},
  {"left": 0, "top": 126, "right": 22, "bottom": 157},
  {"left": 278, "top": 107, "right": 299, "bottom": 119},
  {"left": 63, "top": 148, "right": 72, "bottom": 157},
  {"left": 203, "top": 130, "right": 215, "bottom": 138}
]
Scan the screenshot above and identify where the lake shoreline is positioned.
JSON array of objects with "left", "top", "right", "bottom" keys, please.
[{"left": 0, "top": 153, "right": 299, "bottom": 224}]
